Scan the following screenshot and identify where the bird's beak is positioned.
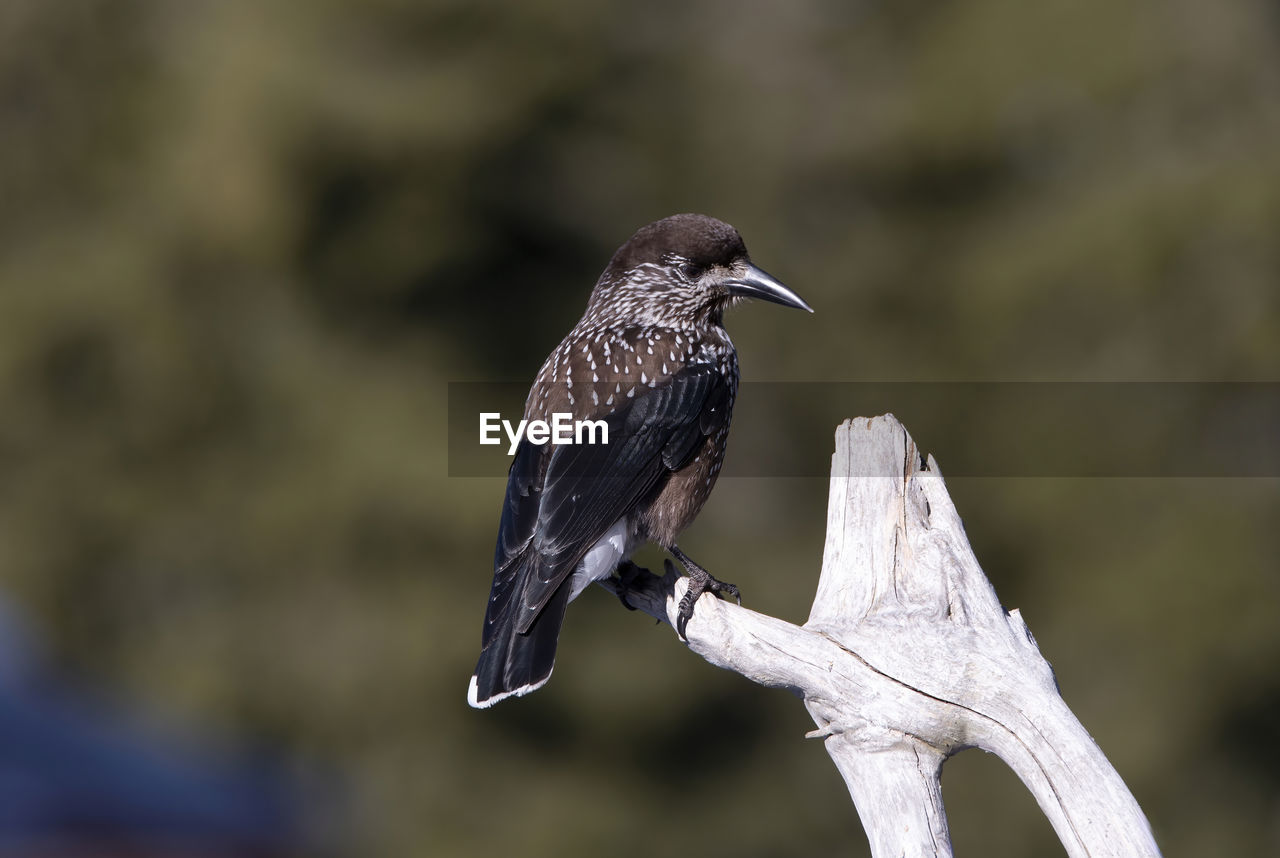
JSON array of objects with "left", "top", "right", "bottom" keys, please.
[{"left": 725, "top": 263, "right": 814, "bottom": 312}]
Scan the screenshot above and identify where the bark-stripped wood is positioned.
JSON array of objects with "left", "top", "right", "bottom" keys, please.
[{"left": 599, "top": 414, "right": 1160, "bottom": 858}]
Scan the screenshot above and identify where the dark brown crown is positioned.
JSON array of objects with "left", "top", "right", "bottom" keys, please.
[{"left": 602, "top": 214, "right": 747, "bottom": 279}]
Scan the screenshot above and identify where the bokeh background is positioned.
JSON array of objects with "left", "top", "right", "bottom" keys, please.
[{"left": 2, "top": 0, "right": 1278, "bottom": 855}]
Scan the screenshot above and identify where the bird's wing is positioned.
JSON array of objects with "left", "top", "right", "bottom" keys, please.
[
  {"left": 480, "top": 434, "right": 549, "bottom": 646},
  {"left": 483, "top": 363, "right": 730, "bottom": 640}
]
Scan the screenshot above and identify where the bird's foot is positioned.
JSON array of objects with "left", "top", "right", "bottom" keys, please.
[
  {"left": 613, "top": 560, "right": 647, "bottom": 611},
  {"left": 670, "top": 545, "right": 740, "bottom": 640}
]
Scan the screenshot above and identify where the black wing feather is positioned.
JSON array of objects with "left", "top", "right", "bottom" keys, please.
[
  {"left": 489, "top": 364, "right": 728, "bottom": 635},
  {"left": 663, "top": 368, "right": 731, "bottom": 469},
  {"left": 480, "top": 439, "right": 547, "bottom": 647}
]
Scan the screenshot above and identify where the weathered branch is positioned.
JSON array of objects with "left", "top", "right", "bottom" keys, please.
[{"left": 599, "top": 414, "right": 1160, "bottom": 858}]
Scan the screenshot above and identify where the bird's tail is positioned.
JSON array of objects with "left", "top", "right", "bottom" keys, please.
[{"left": 467, "top": 577, "right": 571, "bottom": 709}]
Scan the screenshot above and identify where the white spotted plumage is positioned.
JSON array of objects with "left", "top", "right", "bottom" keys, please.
[{"left": 472, "top": 214, "right": 809, "bottom": 710}]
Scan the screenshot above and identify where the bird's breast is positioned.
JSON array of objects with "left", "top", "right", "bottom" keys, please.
[{"left": 639, "top": 426, "right": 730, "bottom": 548}]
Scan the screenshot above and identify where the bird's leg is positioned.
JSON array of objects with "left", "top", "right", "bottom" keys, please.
[
  {"left": 668, "top": 545, "right": 740, "bottom": 640},
  {"left": 613, "top": 560, "right": 647, "bottom": 611}
]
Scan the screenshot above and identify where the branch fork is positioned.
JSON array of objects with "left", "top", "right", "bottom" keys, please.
[{"left": 600, "top": 414, "right": 1159, "bottom": 858}]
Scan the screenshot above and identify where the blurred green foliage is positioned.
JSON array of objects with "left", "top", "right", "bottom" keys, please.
[{"left": 1, "top": 0, "right": 1277, "bottom": 855}]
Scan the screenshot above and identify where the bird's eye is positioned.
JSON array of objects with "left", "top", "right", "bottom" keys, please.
[{"left": 678, "top": 262, "right": 705, "bottom": 281}]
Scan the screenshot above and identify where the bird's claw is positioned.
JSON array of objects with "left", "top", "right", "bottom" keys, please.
[
  {"left": 674, "top": 568, "right": 740, "bottom": 640},
  {"left": 676, "top": 589, "right": 696, "bottom": 640},
  {"left": 667, "top": 546, "right": 741, "bottom": 640},
  {"left": 613, "top": 560, "right": 648, "bottom": 611}
]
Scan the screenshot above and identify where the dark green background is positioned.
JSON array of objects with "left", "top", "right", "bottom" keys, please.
[{"left": 2, "top": 1, "right": 1277, "bottom": 855}]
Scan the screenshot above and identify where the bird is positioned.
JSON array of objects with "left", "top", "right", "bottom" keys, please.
[{"left": 467, "top": 213, "right": 812, "bottom": 708}]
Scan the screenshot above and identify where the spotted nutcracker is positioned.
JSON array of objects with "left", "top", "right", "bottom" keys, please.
[{"left": 468, "top": 213, "right": 811, "bottom": 708}]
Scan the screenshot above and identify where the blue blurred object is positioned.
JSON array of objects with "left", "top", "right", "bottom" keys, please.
[{"left": 0, "top": 595, "right": 303, "bottom": 856}]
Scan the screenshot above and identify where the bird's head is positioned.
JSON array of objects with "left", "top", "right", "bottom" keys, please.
[{"left": 584, "top": 214, "right": 812, "bottom": 329}]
